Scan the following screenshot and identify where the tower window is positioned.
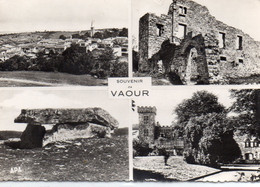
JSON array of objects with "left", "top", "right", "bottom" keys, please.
[
  {"left": 156, "top": 24, "right": 164, "bottom": 37},
  {"left": 176, "top": 24, "right": 187, "bottom": 39},
  {"left": 179, "top": 6, "right": 187, "bottom": 15},
  {"left": 236, "top": 35, "right": 243, "bottom": 50},
  {"left": 144, "top": 129, "right": 149, "bottom": 136},
  {"left": 220, "top": 56, "right": 227, "bottom": 61},
  {"left": 144, "top": 115, "right": 149, "bottom": 124},
  {"left": 218, "top": 32, "right": 226, "bottom": 48}
]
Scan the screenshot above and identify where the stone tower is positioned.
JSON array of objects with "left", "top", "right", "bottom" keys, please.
[
  {"left": 90, "top": 20, "right": 95, "bottom": 37},
  {"left": 137, "top": 106, "right": 157, "bottom": 145}
]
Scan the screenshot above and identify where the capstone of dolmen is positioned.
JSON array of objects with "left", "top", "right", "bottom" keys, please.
[{"left": 14, "top": 108, "right": 119, "bottom": 130}]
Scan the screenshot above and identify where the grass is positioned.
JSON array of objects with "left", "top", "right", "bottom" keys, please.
[
  {"left": 0, "top": 134, "right": 128, "bottom": 181},
  {"left": 0, "top": 71, "right": 108, "bottom": 87},
  {"left": 133, "top": 156, "right": 219, "bottom": 181}
]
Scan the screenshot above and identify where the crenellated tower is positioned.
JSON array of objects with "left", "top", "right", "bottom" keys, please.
[{"left": 137, "top": 106, "right": 157, "bottom": 145}]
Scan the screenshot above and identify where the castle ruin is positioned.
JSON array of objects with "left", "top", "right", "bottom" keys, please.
[{"left": 139, "top": 0, "right": 260, "bottom": 84}]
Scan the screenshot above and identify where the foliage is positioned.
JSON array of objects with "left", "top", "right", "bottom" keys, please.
[
  {"left": 0, "top": 55, "right": 30, "bottom": 71},
  {"left": 119, "top": 28, "right": 128, "bottom": 37},
  {"left": 0, "top": 44, "right": 124, "bottom": 78},
  {"left": 229, "top": 89, "right": 260, "bottom": 136},
  {"left": 175, "top": 90, "right": 226, "bottom": 124},
  {"left": 110, "top": 60, "right": 128, "bottom": 77},
  {"left": 173, "top": 91, "right": 240, "bottom": 166},
  {"left": 133, "top": 139, "right": 153, "bottom": 157},
  {"left": 59, "top": 35, "right": 66, "bottom": 40},
  {"left": 183, "top": 113, "right": 241, "bottom": 167},
  {"left": 93, "top": 28, "right": 128, "bottom": 39}
]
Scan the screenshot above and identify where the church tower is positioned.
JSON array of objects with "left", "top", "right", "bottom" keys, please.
[
  {"left": 137, "top": 106, "right": 157, "bottom": 145},
  {"left": 90, "top": 20, "right": 95, "bottom": 37}
]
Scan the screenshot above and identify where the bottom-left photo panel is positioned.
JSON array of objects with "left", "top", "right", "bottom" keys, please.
[{"left": 0, "top": 89, "right": 129, "bottom": 181}]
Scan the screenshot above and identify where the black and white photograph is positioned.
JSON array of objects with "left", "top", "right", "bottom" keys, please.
[
  {"left": 132, "top": 0, "right": 260, "bottom": 85},
  {"left": 133, "top": 87, "right": 260, "bottom": 182},
  {"left": 0, "top": 0, "right": 128, "bottom": 87},
  {"left": 0, "top": 89, "right": 129, "bottom": 181}
]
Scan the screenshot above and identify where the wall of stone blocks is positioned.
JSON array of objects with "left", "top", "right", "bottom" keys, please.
[{"left": 139, "top": 0, "right": 260, "bottom": 84}]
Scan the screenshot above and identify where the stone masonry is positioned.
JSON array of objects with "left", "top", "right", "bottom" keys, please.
[
  {"left": 137, "top": 106, "right": 157, "bottom": 145},
  {"left": 139, "top": 0, "right": 260, "bottom": 84}
]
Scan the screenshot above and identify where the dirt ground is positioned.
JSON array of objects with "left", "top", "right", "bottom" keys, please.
[
  {"left": 0, "top": 135, "right": 128, "bottom": 181},
  {"left": 133, "top": 156, "right": 219, "bottom": 181}
]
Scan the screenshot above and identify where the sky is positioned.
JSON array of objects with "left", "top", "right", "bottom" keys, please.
[
  {"left": 0, "top": 0, "right": 128, "bottom": 33},
  {"left": 132, "top": 0, "right": 260, "bottom": 46},
  {"left": 0, "top": 89, "right": 130, "bottom": 131},
  {"left": 131, "top": 87, "right": 235, "bottom": 126}
]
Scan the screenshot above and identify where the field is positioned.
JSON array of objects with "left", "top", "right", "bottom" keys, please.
[
  {"left": 0, "top": 134, "right": 128, "bottom": 181},
  {"left": 133, "top": 156, "right": 219, "bottom": 181},
  {"left": 0, "top": 71, "right": 107, "bottom": 87}
]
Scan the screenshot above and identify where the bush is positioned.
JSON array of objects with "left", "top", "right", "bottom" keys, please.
[{"left": 133, "top": 139, "right": 153, "bottom": 157}]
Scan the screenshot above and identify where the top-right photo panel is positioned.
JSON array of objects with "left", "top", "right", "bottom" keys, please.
[{"left": 132, "top": 0, "right": 260, "bottom": 85}]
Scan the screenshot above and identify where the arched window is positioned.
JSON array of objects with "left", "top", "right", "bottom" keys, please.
[{"left": 245, "top": 139, "right": 251, "bottom": 148}]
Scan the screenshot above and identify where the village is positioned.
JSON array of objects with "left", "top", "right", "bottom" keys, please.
[{"left": 0, "top": 28, "right": 128, "bottom": 63}]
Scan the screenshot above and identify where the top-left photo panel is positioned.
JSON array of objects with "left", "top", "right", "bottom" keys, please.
[{"left": 0, "top": 0, "right": 129, "bottom": 87}]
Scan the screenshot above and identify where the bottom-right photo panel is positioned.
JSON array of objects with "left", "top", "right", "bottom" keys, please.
[{"left": 132, "top": 87, "right": 260, "bottom": 182}]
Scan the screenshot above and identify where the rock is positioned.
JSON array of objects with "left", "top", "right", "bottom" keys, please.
[
  {"left": 20, "top": 124, "right": 46, "bottom": 149},
  {"left": 14, "top": 108, "right": 119, "bottom": 130},
  {"left": 43, "top": 123, "right": 111, "bottom": 146}
]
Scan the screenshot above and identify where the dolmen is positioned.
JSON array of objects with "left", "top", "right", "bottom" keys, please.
[{"left": 13, "top": 108, "right": 119, "bottom": 149}]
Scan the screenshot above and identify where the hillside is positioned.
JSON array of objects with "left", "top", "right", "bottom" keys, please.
[
  {"left": 0, "top": 131, "right": 22, "bottom": 140},
  {"left": 0, "top": 28, "right": 127, "bottom": 45}
]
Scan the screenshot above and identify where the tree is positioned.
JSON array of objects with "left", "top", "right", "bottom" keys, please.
[
  {"left": 119, "top": 28, "right": 128, "bottom": 37},
  {"left": 110, "top": 60, "right": 128, "bottom": 77},
  {"left": 93, "top": 32, "right": 103, "bottom": 39},
  {"left": 173, "top": 91, "right": 241, "bottom": 167},
  {"left": 183, "top": 113, "right": 241, "bottom": 167},
  {"left": 133, "top": 139, "right": 153, "bottom": 157},
  {"left": 72, "top": 33, "right": 81, "bottom": 39},
  {"left": 59, "top": 35, "right": 66, "bottom": 40},
  {"left": 229, "top": 89, "right": 260, "bottom": 136},
  {"left": 175, "top": 90, "right": 226, "bottom": 125},
  {"left": 91, "top": 47, "right": 115, "bottom": 78}
]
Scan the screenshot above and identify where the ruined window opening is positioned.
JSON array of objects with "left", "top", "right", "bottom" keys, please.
[
  {"left": 176, "top": 24, "right": 187, "bottom": 39},
  {"left": 144, "top": 129, "right": 149, "bottom": 136},
  {"left": 220, "top": 56, "right": 227, "bottom": 61},
  {"left": 245, "top": 140, "right": 251, "bottom": 148},
  {"left": 218, "top": 32, "right": 226, "bottom": 48},
  {"left": 144, "top": 115, "right": 149, "bottom": 124},
  {"left": 254, "top": 140, "right": 259, "bottom": 147},
  {"left": 179, "top": 6, "right": 187, "bottom": 15},
  {"left": 236, "top": 35, "right": 243, "bottom": 50},
  {"left": 156, "top": 24, "right": 164, "bottom": 37},
  {"left": 238, "top": 59, "right": 244, "bottom": 63}
]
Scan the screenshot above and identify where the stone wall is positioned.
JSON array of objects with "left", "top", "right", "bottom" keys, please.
[
  {"left": 139, "top": 0, "right": 260, "bottom": 84},
  {"left": 139, "top": 13, "right": 172, "bottom": 72}
]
